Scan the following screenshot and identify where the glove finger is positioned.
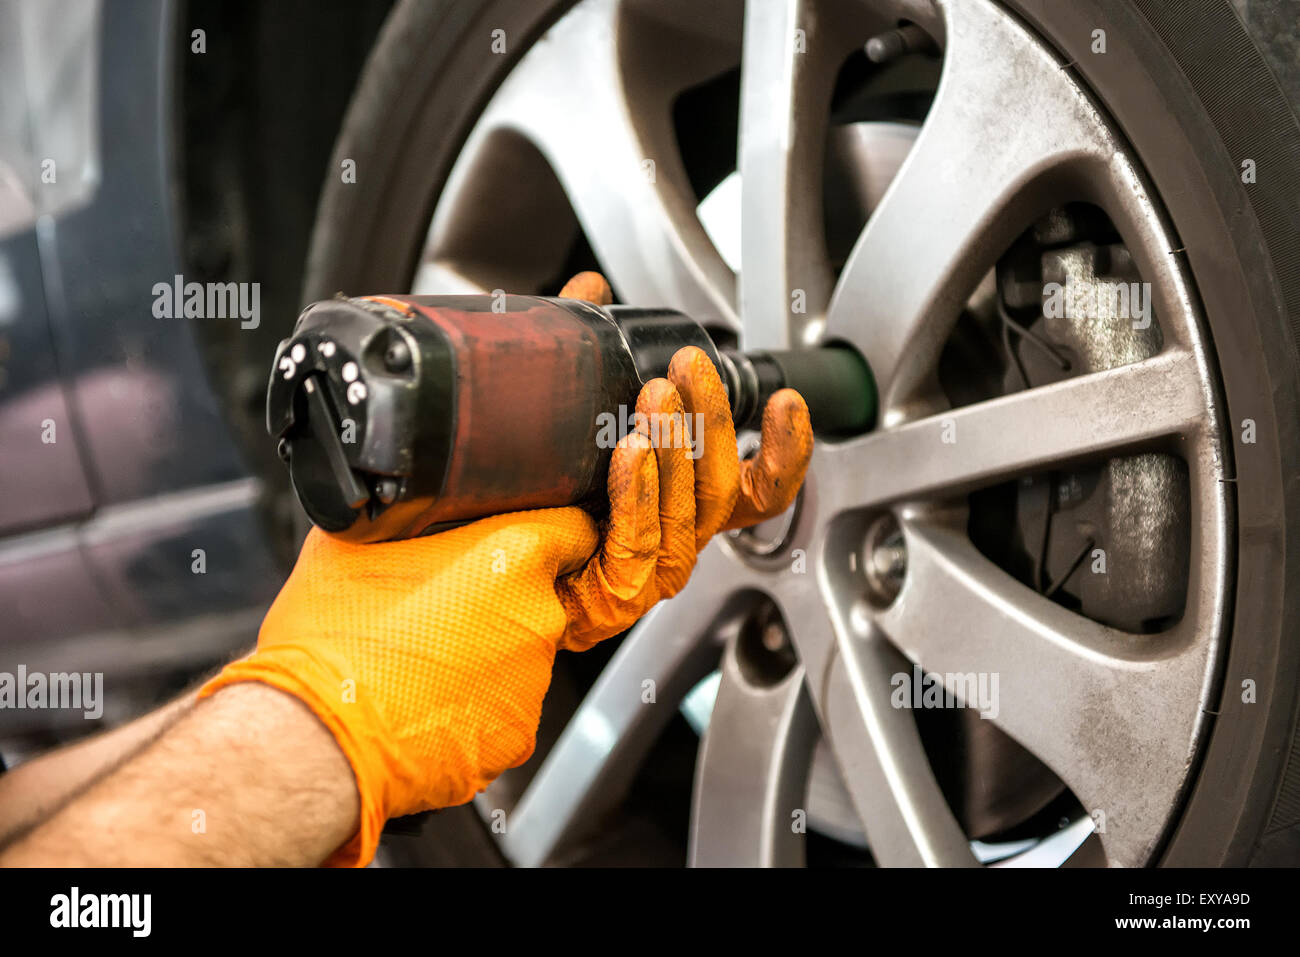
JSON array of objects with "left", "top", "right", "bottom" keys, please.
[
  {"left": 548, "top": 510, "right": 605, "bottom": 577},
  {"left": 555, "top": 433, "right": 659, "bottom": 647},
  {"left": 724, "top": 388, "right": 814, "bottom": 531},
  {"left": 667, "top": 346, "right": 740, "bottom": 552},
  {"left": 558, "top": 270, "right": 613, "bottom": 305},
  {"left": 635, "top": 378, "right": 697, "bottom": 598},
  {"left": 597, "top": 432, "right": 661, "bottom": 597}
]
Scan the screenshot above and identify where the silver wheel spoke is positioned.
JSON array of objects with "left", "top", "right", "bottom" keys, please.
[
  {"left": 688, "top": 645, "right": 817, "bottom": 867},
  {"left": 737, "top": 0, "right": 871, "bottom": 348},
  {"left": 490, "top": 545, "right": 748, "bottom": 866},
  {"left": 826, "top": 0, "right": 1118, "bottom": 418},
  {"left": 877, "top": 518, "right": 1212, "bottom": 867},
  {"left": 421, "top": 0, "right": 737, "bottom": 326},
  {"left": 410, "top": 260, "right": 486, "bottom": 296},
  {"left": 815, "top": 348, "right": 1207, "bottom": 516},
  {"left": 774, "top": 576, "right": 976, "bottom": 866}
]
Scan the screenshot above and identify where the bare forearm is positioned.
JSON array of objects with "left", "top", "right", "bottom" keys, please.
[
  {"left": 0, "top": 691, "right": 197, "bottom": 847},
  {"left": 0, "top": 683, "right": 359, "bottom": 866}
]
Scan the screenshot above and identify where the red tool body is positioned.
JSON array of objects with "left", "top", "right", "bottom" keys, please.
[{"left": 268, "top": 294, "right": 875, "bottom": 542}]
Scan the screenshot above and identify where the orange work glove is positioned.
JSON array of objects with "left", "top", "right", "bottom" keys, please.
[
  {"left": 198, "top": 511, "right": 601, "bottom": 867},
  {"left": 555, "top": 271, "right": 814, "bottom": 651},
  {"left": 199, "top": 273, "right": 813, "bottom": 867}
]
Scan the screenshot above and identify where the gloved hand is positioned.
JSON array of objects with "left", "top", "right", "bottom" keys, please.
[
  {"left": 199, "top": 272, "right": 813, "bottom": 867},
  {"left": 554, "top": 272, "right": 814, "bottom": 651},
  {"left": 199, "top": 510, "right": 600, "bottom": 867}
]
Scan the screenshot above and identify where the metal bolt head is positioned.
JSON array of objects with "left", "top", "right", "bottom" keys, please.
[
  {"left": 865, "top": 23, "right": 935, "bottom": 64},
  {"left": 865, "top": 31, "right": 906, "bottom": 63},
  {"left": 862, "top": 514, "right": 907, "bottom": 607},
  {"left": 870, "top": 539, "right": 907, "bottom": 581},
  {"left": 375, "top": 478, "right": 400, "bottom": 505},
  {"left": 384, "top": 338, "right": 412, "bottom": 373}
]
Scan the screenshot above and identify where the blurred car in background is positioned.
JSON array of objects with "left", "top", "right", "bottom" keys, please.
[{"left": 0, "top": 0, "right": 394, "bottom": 757}]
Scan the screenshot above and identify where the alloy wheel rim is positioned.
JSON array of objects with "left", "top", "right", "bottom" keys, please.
[{"left": 410, "top": 0, "right": 1232, "bottom": 867}]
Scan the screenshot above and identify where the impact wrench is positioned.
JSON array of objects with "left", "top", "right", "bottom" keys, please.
[{"left": 268, "top": 294, "right": 877, "bottom": 542}]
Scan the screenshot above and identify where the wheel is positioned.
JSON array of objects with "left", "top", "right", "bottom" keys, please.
[{"left": 304, "top": 0, "right": 1300, "bottom": 866}]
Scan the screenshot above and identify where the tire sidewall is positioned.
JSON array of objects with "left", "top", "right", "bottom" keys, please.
[
  {"left": 302, "top": 0, "right": 579, "bottom": 303},
  {"left": 1007, "top": 0, "right": 1300, "bottom": 864}
]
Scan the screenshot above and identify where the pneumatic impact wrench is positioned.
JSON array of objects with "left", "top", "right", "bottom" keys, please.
[{"left": 268, "top": 294, "right": 877, "bottom": 542}]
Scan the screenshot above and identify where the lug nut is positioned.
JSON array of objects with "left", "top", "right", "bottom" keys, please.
[
  {"left": 862, "top": 515, "right": 907, "bottom": 607},
  {"left": 870, "top": 538, "right": 907, "bottom": 582}
]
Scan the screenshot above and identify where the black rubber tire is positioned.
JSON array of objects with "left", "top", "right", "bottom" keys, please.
[
  {"left": 1006, "top": 0, "right": 1300, "bottom": 868},
  {"left": 302, "top": 0, "right": 578, "bottom": 302},
  {"left": 305, "top": 0, "right": 1300, "bottom": 865}
]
